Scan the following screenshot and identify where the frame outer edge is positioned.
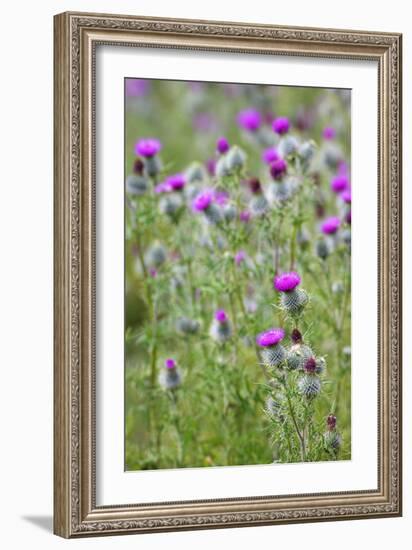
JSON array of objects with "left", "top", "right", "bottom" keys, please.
[{"left": 53, "top": 12, "right": 72, "bottom": 539}]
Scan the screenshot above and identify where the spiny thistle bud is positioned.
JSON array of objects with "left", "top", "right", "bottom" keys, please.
[
  {"left": 125, "top": 174, "right": 149, "bottom": 196},
  {"left": 299, "top": 140, "right": 316, "bottom": 164},
  {"left": 159, "top": 358, "right": 182, "bottom": 390},
  {"left": 315, "top": 356, "right": 326, "bottom": 374},
  {"left": 215, "top": 155, "right": 231, "bottom": 178},
  {"left": 316, "top": 238, "right": 331, "bottom": 260},
  {"left": 226, "top": 145, "right": 246, "bottom": 171},
  {"left": 256, "top": 328, "right": 286, "bottom": 368},
  {"left": 185, "top": 162, "right": 206, "bottom": 184},
  {"left": 176, "top": 317, "right": 200, "bottom": 335},
  {"left": 267, "top": 181, "right": 291, "bottom": 204},
  {"left": 298, "top": 374, "right": 321, "bottom": 398},
  {"left": 222, "top": 203, "right": 237, "bottom": 222},
  {"left": 204, "top": 202, "right": 223, "bottom": 225},
  {"left": 324, "top": 415, "right": 342, "bottom": 453},
  {"left": 250, "top": 195, "right": 269, "bottom": 217},
  {"left": 278, "top": 135, "right": 299, "bottom": 158},
  {"left": 210, "top": 309, "right": 232, "bottom": 343},
  {"left": 145, "top": 242, "right": 167, "bottom": 268},
  {"left": 286, "top": 343, "right": 313, "bottom": 371},
  {"left": 158, "top": 194, "right": 183, "bottom": 218},
  {"left": 144, "top": 155, "right": 162, "bottom": 178},
  {"left": 265, "top": 394, "right": 284, "bottom": 418}
]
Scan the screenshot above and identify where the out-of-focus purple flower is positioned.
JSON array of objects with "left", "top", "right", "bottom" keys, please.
[
  {"left": 244, "top": 177, "right": 262, "bottom": 194},
  {"left": 321, "top": 216, "right": 341, "bottom": 235},
  {"left": 274, "top": 272, "right": 301, "bottom": 292},
  {"left": 154, "top": 182, "right": 170, "bottom": 194},
  {"left": 341, "top": 189, "right": 352, "bottom": 204},
  {"left": 262, "top": 147, "right": 280, "bottom": 164},
  {"left": 270, "top": 158, "right": 288, "bottom": 180},
  {"left": 237, "top": 108, "right": 261, "bottom": 132},
  {"left": 345, "top": 210, "right": 352, "bottom": 224},
  {"left": 166, "top": 173, "right": 186, "bottom": 191},
  {"left": 330, "top": 175, "right": 349, "bottom": 193},
  {"left": 125, "top": 78, "right": 150, "bottom": 97},
  {"left": 212, "top": 190, "right": 229, "bottom": 206},
  {"left": 165, "top": 358, "right": 176, "bottom": 369},
  {"left": 216, "top": 136, "right": 230, "bottom": 154},
  {"left": 235, "top": 250, "right": 246, "bottom": 265},
  {"left": 295, "top": 108, "right": 315, "bottom": 131},
  {"left": 256, "top": 328, "right": 285, "bottom": 347},
  {"left": 135, "top": 138, "right": 162, "bottom": 158},
  {"left": 338, "top": 161, "right": 349, "bottom": 175},
  {"left": 322, "top": 126, "right": 336, "bottom": 140},
  {"left": 192, "top": 192, "right": 213, "bottom": 211},
  {"left": 215, "top": 309, "right": 228, "bottom": 323},
  {"left": 239, "top": 210, "right": 251, "bottom": 223},
  {"left": 133, "top": 158, "right": 144, "bottom": 175},
  {"left": 193, "top": 112, "right": 216, "bottom": 132},
  {"left": 272, "top": 116, "right": 290, "bottom": 135},
  {"left": 205, "top": 158, "right": 216, "bottom": 176},
  {"left": 149, "top": 268, "right": 158, "bottom": 278}
]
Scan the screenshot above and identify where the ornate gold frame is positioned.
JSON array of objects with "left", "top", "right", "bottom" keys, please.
[{"left": 53, "top": 11, "right": 402, "bottom": 538}]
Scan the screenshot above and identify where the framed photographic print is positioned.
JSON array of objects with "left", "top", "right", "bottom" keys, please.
[{"left": 53, "top": 12, "right": 402, "bottom": 538}]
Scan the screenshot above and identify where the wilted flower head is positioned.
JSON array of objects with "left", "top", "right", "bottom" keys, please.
[
  {"left": 215, "top": 309, "right": 228, "bottom": 323},
  {"left": 135, "top": 138, "right": 162, "bottom": 158},
  {"left": 327, "top": 414, "right": 337, "bottom": 430},
  {"left": 291, "top": 328, "right": 303, "bottom": 344},
  {"left": 272, "top": 116, "right": 290, "bottom": 135},
  {"left": 304, "top": 357, "right": 317, "bottom": 373},
  {"left": 274, "top": 271, "right": 301, "bottom": 292},
  {"left": 245, "top": 177, "right": 262, "bottom": 194},
  {"left": 256, "top": 328, "right": 285, "bottom": 347},
  {"left": 270, "top": 158, "right": 288, "bottom": 180},
  {"left": 262, "top": 147, "right": 280, "bottom": 164},
  {"left": 216, "top": 136, "right": 230, "bottom": 154},
  {"left": 341, "top": 189, "right": 352, "bottom": 204},
  {"left": 322, "top": 126, "right": 336, "bottom": 140},
  {"left": 331, "top": 175, "right": 349, "bottom": 193},
  {"left": 237, "top": 108, "right": 261, "bottom": 132},
  {"left": 321, "top": 216, "right": 341, "bottom": 235},
  {"left": 133, "top": 158, "right": 145, "bottom": 175},
  {"left": 192, "top": 192, "right": 213, "bottom": 212}
]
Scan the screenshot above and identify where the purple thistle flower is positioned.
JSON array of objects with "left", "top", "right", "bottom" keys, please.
[
  {"left": 192, "top": 192, "right": 213, "bottom": 212},
  {"left": 149, "top": 268, "right": 158, "bottom": 278},
  {"left": 237, "top": 108, "right": 261, "bottom": 132},
  {"left": 193, "top": 112, "right": 216, "bottom": 132},
  {"left": 125, "top": 78, "right": 150, "bottom": 97},
  {"left": 133, "top": 158, "right": 144, "bottom": 175},
  {"left": 239, "top": 210, "right": 251, "bottom": 223},
  {"left": 322, "top": 126, "right": 336, "bottom": 140},
  {"left": 274, "top": 272, "right": 301, "bottom": 292},
  {"left": 262, "top": 147, "right": 280, "bottom": 164},
  {"left": 166, "top": 173, "right": 186, "bottom": 191},
  {"left": 256, "top": 328, "right": 285, "bottom": 347},
  {"left": 213, "top": 190, "right": 229, "bottom": 206},
  {"left": 154, "top": 182, "right": 170, "bottom": 194},
  {"left": 345, "top": 210, "right": 352, "bottom": 224},
  {"left": 338, "top": 161, "right": 349, "bottom": 175},
  {"left": 245, "top": 177, "right": 262, "bottom": 194},
  {"left": 321, "top": 216, "right": 341, "bottom": 235},
  {"left": 270, "top": 158, "right": 288, "bottom": 180},
  {"left": 272, "top": 116, "right": 290, "bottom": 135},
  {"left": 331, "top": 175, "right": 349, "bottom": 193},
  {"left": 327, "top": 414, "right": 337, "bottom": 430},
  {"left": 135, "top": 138, "right": 162, "bottom": 158},
  {"left": 216, "top": 136, "right": 230, "bottom": 154},
  {"left": 205, "top": 158, "right": 216, "bottom": 176},
  {"left": 165, "top": 358, "right": 176, "bottom": 369},
  {"left": 291, "top": 328, "right": 303, "bottom": 344},
  {"left": 235, "top": 250, "right": 246, "bottom": 265},
  {"left": 341, "top": 189, "right": 352, "bottom": 204},
  {"left": 304, "top": 357, "right": 317, "bottom": 373},
  {"left": 215, "top": 309, "right": 228, "bottom": 323}
]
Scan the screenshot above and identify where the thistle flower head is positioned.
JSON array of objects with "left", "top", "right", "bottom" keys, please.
[
  {"left": 215, "top": 309, "right": 228, "bottom": 323},
  {"left": 133, "top": 158, "right": 145, "bottom": 175},
  {"left": 192, "top": 192, "right": 213, "bottom": 212},
  {"left": 134, "top": 138, "right": 162, "bottom": 158},
  {"left": 256, "top": 328, "right": 285, "bottom": 347},
  {"left": 270, "top": 158, "right": 288, "bottom": 180},
  {"left": 262, "top": 147, "right": 280, "bottom": 164},
  {"left": 327, "top": 414, "right": 337, "bottom": 430},
  {"left": 166, "top": 173, "right": 186, "bottom": 191},
  {"left": 272, "top": 116, "right": 290, "bottom": 135},
  {"left": 341, "top": 189, "right": 352, "bottom": 204},
  {"left": 237, "top": 108, "right": 261, "bottom": 132},
  {"left": 345, "top": 210, "right": 352, "bottom": 224},
  {"left": 321, "top": 216, "right": 341, "bottom": 235},
  {"left": 165, "top": 358, "right": 176, "bottom": 369},
  {"left": 331, "top": 175, "right": 349, "bottom": 193},
  {"left": 239, "top": 210, "right": 251, "bottom": 223},
  {"left": 245, "top": 177, "right": 262, "bottom": 194},
  {"left": 304, "top": 357, "right": 317, "bottom": 373},
  {"left": 322, "top": 126, "right": 336, "bottom": 140},
  {"left": 274, "top": 271, "right": 301, "bottom": 292},
  {"left": 216, "top": 136, "right": 230, "bottom": 154}
]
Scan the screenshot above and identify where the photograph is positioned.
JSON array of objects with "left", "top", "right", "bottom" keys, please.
[{"left": 124, "top": 78, "right": 352, "bottom": 471}]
